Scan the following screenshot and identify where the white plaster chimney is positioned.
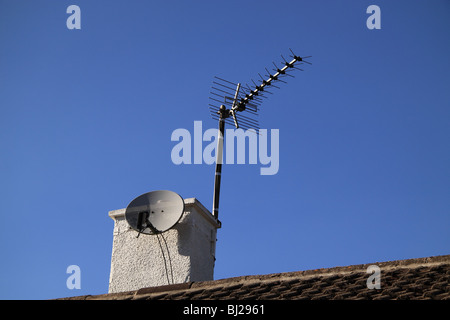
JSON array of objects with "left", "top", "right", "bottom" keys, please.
[{"left": 108, "top": 197, "right": 221, "bottom": 293}]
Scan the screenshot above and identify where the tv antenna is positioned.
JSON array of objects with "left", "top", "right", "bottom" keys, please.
[{"left": 209, "top": 49, "right": 311, "bottom": 219}]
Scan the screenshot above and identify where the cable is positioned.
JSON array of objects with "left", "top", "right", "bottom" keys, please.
[
  {"left": 160, "top": 233, "right": 174, "bottom": 284},
  {"left": 156, "top": 233, "right": 173, "bottom": 285}
]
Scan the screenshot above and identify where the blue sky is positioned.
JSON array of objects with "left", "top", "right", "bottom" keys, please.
[{"left": 0, "top": 0, "right": 449, "bottom": 299}]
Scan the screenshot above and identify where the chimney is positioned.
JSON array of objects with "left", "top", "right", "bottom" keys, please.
[{"left": 108, "top": 197, "right": 221, "bottom": 293}]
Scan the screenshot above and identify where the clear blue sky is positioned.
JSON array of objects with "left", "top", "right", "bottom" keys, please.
[{"left": 0, "top": 0, "right": 449, "bottom": 299}]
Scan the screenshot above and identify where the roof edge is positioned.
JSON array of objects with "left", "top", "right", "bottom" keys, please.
[
  {"left": 193, "top": 254, "right": 450, "bottom": 289},
  {"left": 57, "top": 254, "right": 449, "bottom": 300}
]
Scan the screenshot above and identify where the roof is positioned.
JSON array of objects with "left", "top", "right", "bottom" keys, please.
[{"left": 61, "top": 254, "right": 449, "bottom": 300}]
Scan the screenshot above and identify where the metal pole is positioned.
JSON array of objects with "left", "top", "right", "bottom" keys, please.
[
  {"left": 212, "top": 105, "right": 226, "bottom": 220},
  {"left": 212, "top": 81, "right": 241, "bottom": 220},
  {"left": 230, "top": 83, "right": 241, "bottom": 129}
]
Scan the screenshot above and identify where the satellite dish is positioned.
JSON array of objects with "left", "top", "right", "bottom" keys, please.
[{"left": 125, "top": 190, "right": 185, "bottom": 236}]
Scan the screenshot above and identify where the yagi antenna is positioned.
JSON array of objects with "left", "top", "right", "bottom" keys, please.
[{"left": 209, "top": 49, "right": 311, "bottom": 219}]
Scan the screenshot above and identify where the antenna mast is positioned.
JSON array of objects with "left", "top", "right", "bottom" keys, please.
[{"left": 209, "top": 49, "right": 311, "bottom": 219}]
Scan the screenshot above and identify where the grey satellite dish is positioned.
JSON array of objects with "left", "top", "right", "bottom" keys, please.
[{"left": 125, "top": 190, "right": 185, "bottom": 236}]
